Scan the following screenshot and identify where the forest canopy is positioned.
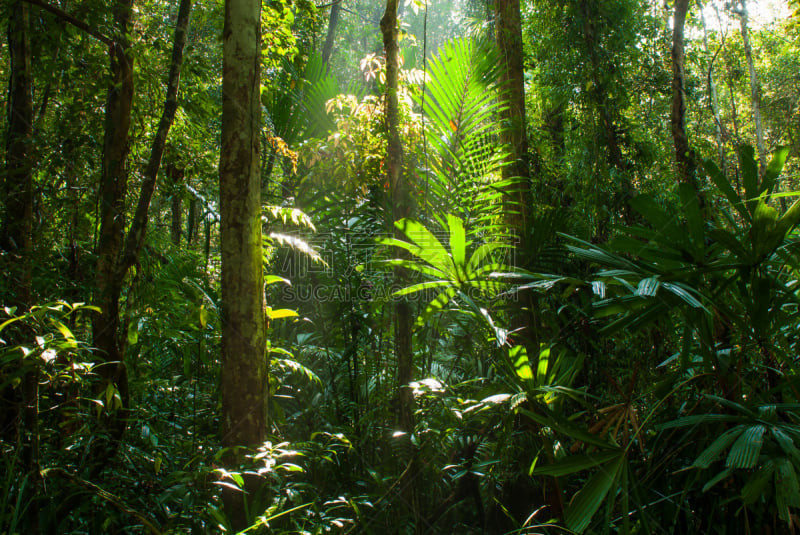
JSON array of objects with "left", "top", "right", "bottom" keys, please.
[{"left": 2, "top": 0, "right": 800, "bottom": 533}]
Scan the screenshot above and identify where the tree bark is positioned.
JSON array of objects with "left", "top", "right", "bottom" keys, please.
[
  {"left": 92, "top": 0, "right": 192, "bottom": 471},
  {"left": 495, "top": 0, "right": 532, "bottom": 219},
  {"left": 321, "top": 0, "right": 341, "bottom": 67},
  {"left": 219, "top": 0, "right": 267, "bottom": 529},
  {"left": 91, "top": 0, "right": 135, "bottom": 469},
  {"left": 380, "top": 0, "right": 411, "bottom": 435},
  {"left": 4, "top": 2, "right": 39, "bottom": 529},
  {"left": 670, "top": 0, "right": 702, "bottom": 200},
  {"left": 495, "top": 0, "right": 542, "bottom": 365},
  {"left": 3, "top": 0, "right": 34, "bottom": 297},
  {"left": 381, "top": 0, "right": 419, "bottom": 525}
]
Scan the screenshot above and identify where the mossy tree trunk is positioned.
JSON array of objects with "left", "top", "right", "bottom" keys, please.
[
  {"left": 219, "top": 0, "right": 267, "bottom": 529},
  {"left": 381, "top": 0, "right": 420, "bottom": 526},
  {"left": 494, "top": 0, "right": 541, "bottom": 370}
]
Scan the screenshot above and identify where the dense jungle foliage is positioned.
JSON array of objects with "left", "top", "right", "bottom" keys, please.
[{"left": 2, "top": 0, "right": 800, "bottom": 533}]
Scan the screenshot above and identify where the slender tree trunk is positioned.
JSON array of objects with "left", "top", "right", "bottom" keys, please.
[
  {"left": 123, "top": 0, "right": 192, "bottom": 267},
  {"left": 92, "top": 0, "right": 192, "bottom": 471},
  {"left": 219, "top": 0, "right": 267, "bottom": 529},
  {"left": 91, "top": 0, "right": 135, "bottom": 470},
  {"left": 697, "top": 0, "right": 727, "bottom": 174},
  {"left": 169, "top": 163, "right": 185, "bottom": 246},
  {"left": 735, "top": 0, "right": 766, "bottom": 179},
  {"left": 321, "top": 0, "right": 341, "bottom": 67},
  {"left": 381, "top": 0, "right": 419, "bottom": 526},
  {"left": 670, "top": 0, "right": 702, "bottom": 201},
  {"left": 381, "top": 0, "right": 410, "bottom": 434}
]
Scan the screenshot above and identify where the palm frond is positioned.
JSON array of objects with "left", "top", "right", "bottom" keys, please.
[{"left": 417, "top": 37, "right": 508, "bottom": 222}]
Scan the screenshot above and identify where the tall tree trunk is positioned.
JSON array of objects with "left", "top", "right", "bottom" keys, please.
[
  {"left": 92, "top": 0, "right": 192, "bottom": 471},
  {"left": 4, "top": 2, "right": 39, "bottom": 530},
  {"left": 495, "top": 0, "right": 531, "bottom": 215},
  {"left": 3, "top": 0, "right": 34, "bottom": 301},
  {"left": 91, "top": 0, "right": 135, "bottom": 471},
  {"left": 321, "top": 0, "right": 341, "bottom": 67},
  {"left": 495, "top": 0, "right": 542, "bottom": 364},
  {"left": 219, "top": 0, "right": 267, "bottom": 529},
  {"left": 381, "top": 0, "right": 419, "bottom": 526},
  {"left": 381, "top": 0, "right": 409, "bottom": 433},
  {"left": 670, "top": 0, "right": 702, "bottom": 201},
  {"left": 735, "top": 0, "right": 766, "bottom": 179}
]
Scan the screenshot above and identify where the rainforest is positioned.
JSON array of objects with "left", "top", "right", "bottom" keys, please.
[{"left": 2, "top": 0, "right": 800, "bottom": 533}]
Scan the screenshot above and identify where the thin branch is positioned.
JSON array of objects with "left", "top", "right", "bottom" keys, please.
[{"left": 23, "top": 0, "right": 114, "bottom": 46}]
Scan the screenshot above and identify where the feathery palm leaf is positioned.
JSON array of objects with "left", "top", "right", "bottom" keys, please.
[{"left": 417, "top": 37, "right": 509, "bottom": 223}]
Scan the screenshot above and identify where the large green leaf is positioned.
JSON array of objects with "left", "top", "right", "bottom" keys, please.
[
  {"left": 776, "top": 458, "right": 800, "bottom": 522},
  {"left": 740, "top": 145, "right": 760, "bottom": 214},
  {"left": 692, "top": 425, "right": 746, "bottom": 468},
  {"left": 772, "top": 426, "right": 800, "bottom": 466},
  {"left": 678, "top": 182, "right": 704, "bottom": 260},
  {"left": 702, "top": 158, "right": 749, "bottom": 221},
  {"left": 726, "top": 424, "right": 766, "bottom": 469},
  {"left": 741, "top": 460, "right": 776, "bottom": 504},
  {"left": 533, "top": 451, "right": 622, "bottom": 477},
  {"left": 762, "top": 146, "right": 789, "bottom": 195},
  {"left": 564, "top": 454, "right": 625, "bottom": 533},
  {"left": 394, "top": 218, "right": 451, "bottom": 273},
  {"left": 383, "top": 215, "right": 513, "bottom": 329},
  {"left": 447, "top": 213, "right": 468, "bottom": 281}
]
